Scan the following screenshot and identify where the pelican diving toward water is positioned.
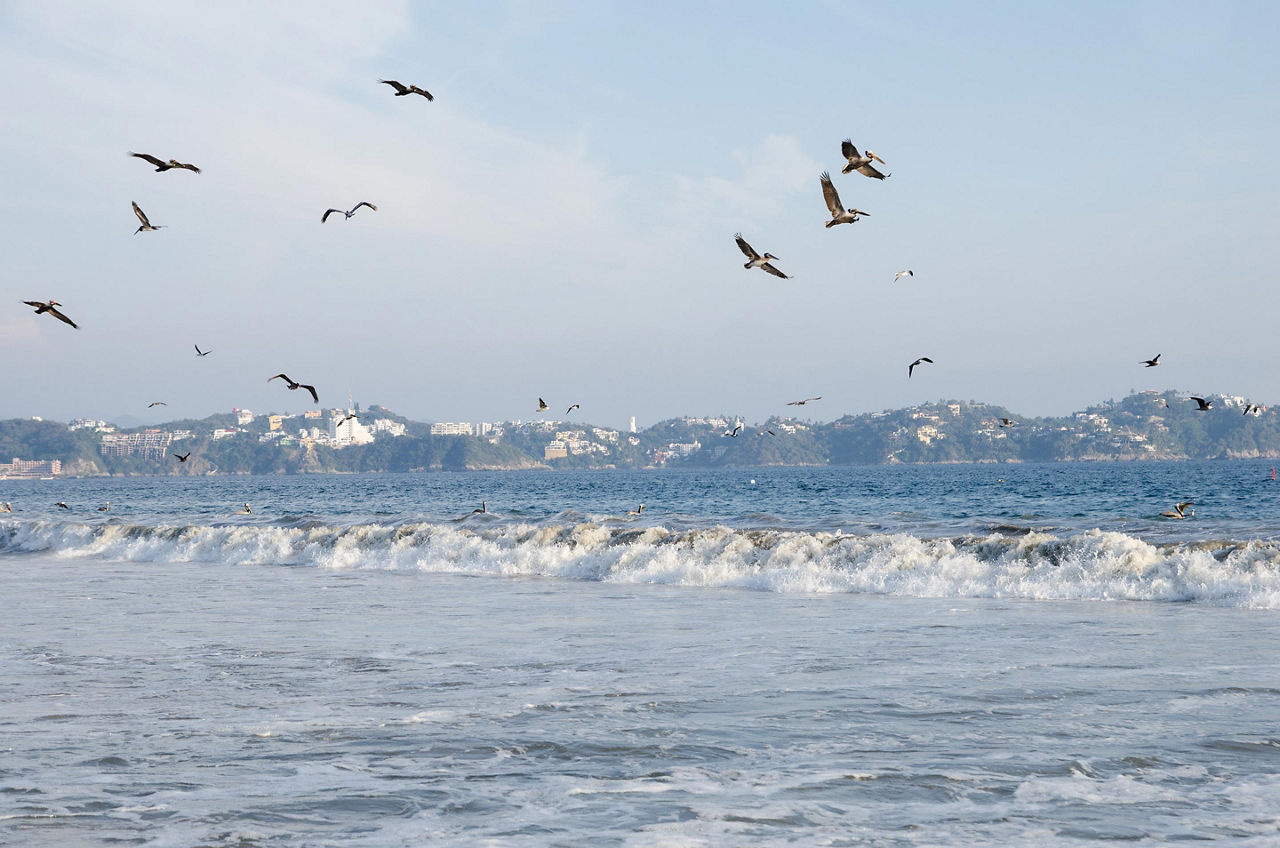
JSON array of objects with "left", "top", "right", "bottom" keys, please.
[
  {"left": 269, "top": 373, "right": 319, "bottom": 404},
  {"left": 322, "top": 202, "right": 377, "bottom": 222},
  {"left": 23, "top": 300, "right": 78, "bottom": 328},
  {"left": 378, "top": 79, "right": 433, "bottom": 100},
  {"left": 908, "top": 357, "right": 933, "bottom": 378},
  {"left": 129, "top": 152, "right": 201, "bottom": 173},
  {"left": 1160, "top": 501, "right": 1195, "bottom": 519},
  {"left": 840, "top": 141, "right": 889, "bottom": 179},
  {"left": 734, "top": 233, "right": 789, "bottom": 278},
  {"left": 820, "top": 172, "right": 870, "bottom": 228},
  {"left": 132, "top": 201, "right": 164, "bottom": 234}
]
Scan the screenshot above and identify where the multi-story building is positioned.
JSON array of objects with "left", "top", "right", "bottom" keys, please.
[
  {"left": 0, "top": 458, "right": 62, "bottom": 478},
  {"left": 99, "top": 429, "right": 191, "bottom": 460},
  {"left": 430, "top": 422, "right": 474, "bottom": 436}
]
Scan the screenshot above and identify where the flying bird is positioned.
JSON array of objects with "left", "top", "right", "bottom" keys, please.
[
  {"left": 787, "top": 397, "right": 822, "bottom": 406},
  {"left": 820, "top": 172, "right": 870, "bottom": 228},
  {"left": 194, "top": 344, "right": 212, "bottom": 357},
  {"left": 626, "top": 504, "right": 645, "bottom": 516},
  {"left": 908, "top": 357, "right": 934, "bottom": 378},
  {"left": 147, "top": 401, "right": 167, "bottom": 408},
  {"left": 1160, "top": 501, "right": 1195, "bottom": 520},
  {"left": 337, "top": 412, "right": 360, "bottom": 424},
  {"left": 132, "top": 201, "right": 164, "bottom": 234},
  {"left": 724, "top": 424, "right": 743, "bottom": 437},
  {"left": 759, "top": 429, "right": 777, "bottom": 436},
  {"left": 893, "top": 270, "right": 914, "bottom": 283},
  {"left": 538, "top": 398, "right": 549, "bottom": 412},
  {"left": 322, "top": 202, "right": 377, "bottom": 223},
  {"left": 378, "top": 79, "right": 433, "bottom": 100},
  {"left": 998, "top": 418, "right": 1016, "bottom": 427},
  {"left": 55, "top": 502, "right": 69, "bottom": 509},
  {"left": 1142, "top": 354, "right": 1161, "bottom": 368},
  {"left": 734, "top": 233, "right": 789, "bottom": 278},
  {"left": 174, "top": 452, "right": 191, "bottom": 462},
  {"left": 565, "top": 404, "right": 580, "bottom": 415},
  {"left": 23, "top": 300, "right": 78, "bottom": 328},
  {"left": 1190, "top": 396, "right": 1213, "bottom": 411},
  {"left": 268, "top": 373, "right": 319, "bottom": 404},
  {"left": 840, "top": 141, "right": 889, "bottom": 179},
  {"left": 1244, "top": 404, "right": 1262, "bottom": 416},
  {"left": 129, "top": 152, "right": 201, "bottom": 173}
]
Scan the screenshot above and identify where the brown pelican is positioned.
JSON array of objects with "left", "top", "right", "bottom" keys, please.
[
  {"left": 893, "top": 270, "right": 914, "bottom": 283},
  {"left": 1, "top": 502, "right": 11, "bottom": 512},
  {"left": 1244, "top": 404, "right": 1262, "bottom": 416},
  {"left": 322, "top": 202, "right": 377, "bottom": 222},
  {"left": 132, "top": 201, "right": 164, "bottom": 234},
  {"left": 55, "top": 501, "right": 69, "bottom": 509},
  {"left": 566, "top": 404, "right": 580, "bottom": 415},
  {"left": 148, "top": 401, "right": 167, "bottom": 408},
  {"left": 472, "top": 501, "right": 487, "bottom": 514},
  {"left": 538, "top": 398, "right": 549, "bottom": 411},
  {"left": 378, "top": 79, "right": 433, "bottom": 100},
  {"left": 97, "top": 502, "right": 110, "bottom": 512},
  {"left": 724, "top": 424, "right": 743, "bottom": 437},
  {"left": 908, "top": 357, "right": 933, "bottom": 378},
  {"left": 1160, "top": 501, "right": 1195, "bottom": 519},
  {"left": 195, "top": 344, "right": 212, "bottom": 357},
  {"left": 174, "top": 452, "right": 191, "bottom": 462},
  {"left": 236, "top": 503, "right": 252, "bottom": 515},
  {"left": 787, "top": 397, "right": 822, "bottom": 406},
  {"left": 1190, "top": 396, "right": 1213, "bottom": 411},
  {"left": 129, "top": 152, "right": 201, "bottom": 173},
  {"left": 998, "top": 418, "right": 1016, "bottom": 427},
  {"left": 626, "top": 504, "right": 645, "bottom": 516},
  {"left": 734, "top": 233, "right": 789, "bottom": 278},
  {"left": 269, "top": 374, "right": 319, "bottom": 404},
  {"left": 23, "top": 300, "right": 78, "bottom": 328},
  {"left": 840, "top": 141, "right": 889, "bottom": 179},
  {"left": 820, "top": 172, "right": 870, "bottom": 228},
  {"left": 1142, "top": 354, "right": 1161, "bottom": 368},
  {"left": 337, "top": 412, "right": 360, "bottom": 424}
]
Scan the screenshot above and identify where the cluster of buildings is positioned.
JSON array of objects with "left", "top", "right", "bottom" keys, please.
[{"left": 0, "top": 458, "right": 62, "bottom": 479}]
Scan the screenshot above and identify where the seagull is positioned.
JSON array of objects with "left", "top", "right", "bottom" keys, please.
[
  {"left": 194, "top": 344, "right": 212, "bottom": 357},
  {"left": 132, "top": 201, "right": 164, "bottom": 234},
  {"left": 734, "top": 233, "right": 789, "bottom": 278},
  {"left": 538, "top": 398, "right": 549, "bottom": 412},
  {"left": 820, "top": 171, "right": 870, "bottom": 228},
  {"left": 566, "top": 404, "right": 580, "bottom": 415},
  {"left": 23, "top": 300, "right": 78, "bottom": 328},
  {"left": 269, "top": 374, "right": 319, "bottom": 404},
  {"left": 1142, "top": 354, "right": 1161, "bottom": 368},
  {"left": 840, "top": 141, "right": 889, "bottom": 179},
  {"left": 97, "top": 502, "right": 109, "bottom": 512},
  {"left": 1160, "top": 501, "right": 1195, "bottom": 519},
  {"left": 471, "top": 501, "right": 487, "bottom": 514},
  {"left": 322, "top": 202, "right": 377, "bottom": 223},
  {"left": 148, "top": 401, "right": 167, "bottom": 408},
  {"left": 1190, "top": 396, "right": 1213, "bottom": 411},
  {"left": 724, "top": 424, "right": 743, "bottom": 437},
  {"left": 908, "top": 357, "right": 933, "bottom": 378},
  {"left": 626, "top": 504, "right": 645, "bottom": 516},
  {"left": 174, "top": 452, "right": 191, "bottom": 462},
  {"left": 893, "top": 270, "right": 914, "bottom": 283},
  {"left": 787, "top": 397, "right": 822, "bottom": 406},
  {"left": 378, "top": 79, "right": 433, "bottom": 100},
  {"left": 998, "top": 418, "right": 1016, "bottom": 427},
  {"left": 236, "top": 503, "right": 252, "bottom": 515},
  {"left": 129, "top": 152, "right": 201, "bottom": 173},
  {"left": 55, "top": 502, "right": 69, "bottom": 509}
]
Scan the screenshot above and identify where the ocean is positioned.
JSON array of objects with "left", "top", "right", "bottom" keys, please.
[{"left": 3, "top": 462, "right": 1279, "bottom": 845}]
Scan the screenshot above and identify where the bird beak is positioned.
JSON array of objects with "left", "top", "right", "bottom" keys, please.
[{"left": 870, "top": 151, "right": 885, "bottom": 164}]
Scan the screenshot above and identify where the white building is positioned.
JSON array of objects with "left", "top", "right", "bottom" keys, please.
[{"left": 430, "top": 422, "right": 474, "bottom": 436}]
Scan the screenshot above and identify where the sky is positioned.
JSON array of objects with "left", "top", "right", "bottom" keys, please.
[{"left": 2, "top": 1, "right": 1278, "bottom": 431}]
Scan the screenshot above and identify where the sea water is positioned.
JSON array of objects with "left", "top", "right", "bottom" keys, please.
[{"left": 3, "top": 463, "right": 1279, "bottom": 845}]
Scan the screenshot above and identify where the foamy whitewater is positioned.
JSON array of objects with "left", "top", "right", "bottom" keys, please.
[{"left": 4, "top": 464, "right": 1280, "bottom": 844}]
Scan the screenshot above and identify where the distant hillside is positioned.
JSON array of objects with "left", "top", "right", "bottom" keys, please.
[{"left": 2, "top": 390, "right": 1278, "bottom": 477}]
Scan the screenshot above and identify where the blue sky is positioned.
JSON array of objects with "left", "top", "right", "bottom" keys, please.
[{"left": 2, "top": 1, "right": 1277, "bottom": 429}]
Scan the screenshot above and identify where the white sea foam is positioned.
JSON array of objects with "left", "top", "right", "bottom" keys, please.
[{"left": 3, "top": 518, "right": 1280, "bottom": 607}]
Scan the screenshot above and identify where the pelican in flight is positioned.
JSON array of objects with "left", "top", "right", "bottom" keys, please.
[
  {"left": 1190, "top": 396, "right": 1213, "bottom": 411},
  {"left": 129, "top": 152, "right": 201, "bottom": 173},
  {"left": 1244, "top": 404, "right": 1262, "bottom": 416},
  {"left": 998, "top": 418, "right": 1016, "bottom": 427},
  {"left": 97, "top": 502, "right": 109, "bottom": 512},
  {"left": 1142, "top": 354, "right": 1161, "bottom": 368},
  {"left": 787, "top": 397, "right": 822, "bottom": 406},
  {"left": 269, "top": 373, "right": 319, "bottom": 404},
  {"left": 908, "top": 357, "right": 933, "bottom": 378},
  {"left": 565, "top": 404, "right": 580, "bottom": 415},
  {"left": 894, "top": 270, "right": 913, "bottom": 283},
  {"left": 627, "top": 504, "right": 645, "bottom": 516},
  {"left": 148, "top": 401, "right": 167, "bottom": 408},
  {"left": 724, "top": 424, "right": 743, "bottom": 437},
  {"left": 820, "top": 172, "right": 870, "bottom": 228},
  {"left": 236, "top": 503, "right": 252, "bottom": 515},
  {"left": 337, "top": 412, "right": 360, "bottom": 424},
  {"left": 195, "top": 344, "right": 212, "bottom": 357},
  {"left": 538, "top": 398, "right": 549, "bottom": 411},
  {"left": 55, "top": 502, "right": 69, "bottom": 509},
  {"left": 322, "top": 202, "right": 377, "bottom": 223},
  {"left": 23, "top": 300, "right": 78, "bottom": 328},
  {"left": 378, "top": 79, "right": 433, "bottom": 100},
  {"left": 840, "top": 141, "right": 889, "bottom": 179},
  {"left": 174, "top": 452, "right": 191, "bottom": 462},
  {"left": 734, "top": 233, "right": 789, "bottom": 278},
  {"left": 132, "top": 201, "right": 164, "bottom": 234},
  {"left": 1160, "top": 501, "right": 1195, "bottom": 520}
]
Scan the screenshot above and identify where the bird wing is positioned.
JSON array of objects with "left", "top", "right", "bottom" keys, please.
[
  {"left": 379, "top": 79, "right": 408, "bottom": 93},
  {"left": 23, "top": 300, "right": 44, "bottom": 309},
  {"left": 920, "top": 357, "right": 933, "bottom": 364},
  {"left": 894, "top": 270, "right": 912, "bottom": 281},
  {"left": 46, "top": 305, "right": 78, "bottom": 328},
  {"left": 411, "top": 86, "right": 434, "bottom": 100},
  {"left": 269, "top": 373, "right": 291, "bottom": 383},
  {"left": 174, "top": 161, "right": 202, "bottom": 173},
  {"left": 322, "top": 209, "right": 341, "bottom": 222},
  {"left": 760, "top": 262, "right": 789, "bottom": 279},
  {"left": 1176, "top": 501, "right": 1195, "bottom": 512},
  {"left": 855, "top": 162, "right": 888, "bottom": 179},
  {"left": 132, "top": 202, "right": 151, "bottom": 227},
  {"left": 734, "top": 233, "right": 760, "bottom": 261},
  {"left": 841, "top": 139, "right": 859, "bottom": 161},
  {"left": 820, "top": 172, "right": 842, "bottom": 216},
  {"left": 351, "top": 202, "right": 378, "bottom": 214},
  {"left": 129, "top": 152, "right": 166, "bottom": 167},
  {"left": 538, "top": 398, "right": 548, "bottom": 409},
  {"left": 300, "top": 384, "right": 319, "bottom": 404}
]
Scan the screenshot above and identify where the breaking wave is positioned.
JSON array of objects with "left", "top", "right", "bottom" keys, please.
[{"left": 3, "top": 518, "right": 1279, "bottom": 608}]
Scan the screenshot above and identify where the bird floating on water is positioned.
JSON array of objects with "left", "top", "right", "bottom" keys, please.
[
  {"left": 787, "top": 397, "right": 822, "bottom": 406},
  {"left": 174, "top": 452, "right": 191, "bottom": 462},
  {"left": 1190, "top": 396, "right": 1213, "bottom": 411},
  {"left": 0, "top": 502, "right": 10, "bottom": 512},
  {"left": 236, "top": 503, "right": 252, "bottom": 515},
  {"left": 734, "top": 233, "right": 789, "bottom": 278},
  {"left": 322, "top": 202, "right": 377, "bottom": 223},
  {"left": 132, "top": 201, "right": 164, "bottom": 234},
  {"left": 627, "top": 504, "right": 645, "bottom": 516},
  {"left": 472, "top": 501, "right": 487, "bottom": 514},
  {"left": 269, "top": 374, "right": 319, "bottom": 404},
  {"left": 1160, "top": 501, "right": 1195, "bottom": 520},
  {"left": 194, "top": 344, "right": 212, "bottom": 357},
  {"left": 820, "top": 172, "right": 870, "bottom": 228},
  {"left": 840, "top": 141, "right": 889, "bottom": 179},
  {"left": 908, "top": 357, "right": 933, "bottom": 378},
  {"left": 378, "top": 79, "right": 433, "bottom": 100},
  {"left": 893, "top": 270, "right": 913, "bottom": 283},
  {"left": 97, "top": 502, "right": 109, "bottom": 512},
  {"left": 23, "top": 300, "right": 78, "bottom": 328},
  {"left": 1142, "top": 354, "right": 1161, "bottom": 368},
  {"left": 129, "top": 152, "right": 201, "bottom": 173}
]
